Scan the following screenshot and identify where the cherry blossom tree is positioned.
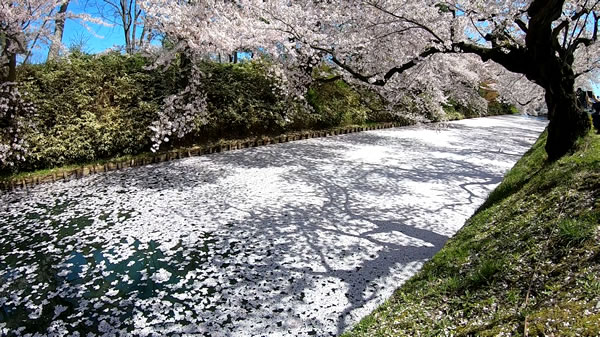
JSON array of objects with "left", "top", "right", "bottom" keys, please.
[
  {"left": 452, "top": 0, "right": 598, "bottom": 159},
  {"left": 143, "top": 0, "right": 599, "bottom": 159},
  {"left": 141, "top": 0, "right": 266, "bottom": 150},
  {"left": 261, "top": 0, "right": 599, "bottom": 159},
  {"left": 1, "top": 0, "right": 106, "bottom": 168},
  {"left": 0, "top": 82, "right": 34, "bottom": 167},
  {"left": 47, "top": 0, "right": 69, "bottom": 61},
  {"left": 2, "top": 0, "right": 69, "bottom": 80},
  {"left": 1, "top": 0, "right": 107, "bottom": 78},
  {"left": 1, "top": 0, "right": 68, "bottom": 168}
]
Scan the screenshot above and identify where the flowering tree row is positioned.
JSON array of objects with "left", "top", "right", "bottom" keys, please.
[
  {"left": 1, "top": 0, "right": 599, "bottom": 166},
  {"left": 141, "top": 0, "right": 599, "bottom": 159}
]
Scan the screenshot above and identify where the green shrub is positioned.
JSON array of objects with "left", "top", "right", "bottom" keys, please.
[
  {"left": 192, "top": 61, "right": 290, "bottom": 140},
  {"left": 443, "top": 91, "right": 518, "bottom": 120},
  {"left": 444, "top": 97, "right": 483, "bottom": 119},
  {"left": 357, "top": 88, "right": 411, "bottom": 124},
  {"left": 307, "top": 80, "right": 368, "bottom": 128},
  {"left": 9, "top": 54, "right": 296, "bottom": 172},
  {"left": 443, "top": 102, "right": 465, "bottom": 120},
  {"left": 5, "top": 55, "right": 401, "bottom": 174},
  {"left": 14, "top": 52, "right": 167, "bottom": 172},
  {"left": 488, "top": 101, "right": 518, "bottom": 116}
]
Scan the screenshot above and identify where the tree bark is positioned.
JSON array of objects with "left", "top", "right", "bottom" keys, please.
[
  {"left": 524, "top": 0, "right": 590, "bottom": 160},
  {"left": 6, "top": 39, "right": 17, "bottom": 82},
  {"left": 458, "top": 0, "right": 591, "bottom": 160},
  {"left": 117, "top": 0, "right": 133, "bottom": 54},
  {"left": 178, "top": 49, "right": 192, "bottom": 89},
  {"left": 8, "top": 53, "right": 17, "bottom": 82},
  {"left": 47, "top": 1, "right": 70, "bottom": 61},
  {"left": 543, "top": 75, "right": 590, "bottom": 160}
]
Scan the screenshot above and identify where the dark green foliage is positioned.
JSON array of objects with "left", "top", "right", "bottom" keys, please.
[
  {"left": 9, "top": 54, "right": 296, "bottom": 172},
  {"left": 15, "top": 51, "right": 167, "bottom": 172},
  {"left": 191, "top": 62, "right": 291, "bottom": 140},
  {"left": 355, "top": 87, "right": 399, "bottom": 123},
  {"left": 5, "top": 53, "right": 400, "bottom": 174},
  {"left": 488, "top": 101, "right": 519, "bottom": 116},
  {"left": 308, "top": 63, "right": 405, "bottom": 126},
  {"left": 442, "top": 100, "right": 464, "bottom": 120},
  {"left": 443, "top": 98, "right": 483, "bottom": 119},
  {"left": 444, "top": 96, "right": 518, "bottom": 121},
  {"left": 6, "top": 53, "right": 513, "bottom": 175},
  {"left": 306, "top": 80, "right": 368, "bottom": 128}
]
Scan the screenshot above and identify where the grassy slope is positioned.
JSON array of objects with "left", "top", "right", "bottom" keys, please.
[{"left": 344, "top": 129, "right": 600, "bottom": 336}]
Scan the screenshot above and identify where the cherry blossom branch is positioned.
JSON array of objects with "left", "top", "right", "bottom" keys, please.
[{"left": 313, "top": 45, "right": 446, "bottom": 87}]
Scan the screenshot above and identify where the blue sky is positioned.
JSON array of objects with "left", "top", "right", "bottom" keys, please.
[
  {"left": 592, "top": 84, "right": 600, "bottom": 97},
  {"left": 29, "top": 0, "right": 135, "bottom": 63},
  {"left": 62, "top": 1, "right": 125, "bottom": 53}
]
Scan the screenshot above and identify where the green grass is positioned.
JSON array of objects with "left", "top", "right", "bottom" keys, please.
[
  {"left": 343, "top": 129, "right": 600, "bottom": 336},
  {"left": 0, "top": 153, "right": 145, "bottom": 182}
]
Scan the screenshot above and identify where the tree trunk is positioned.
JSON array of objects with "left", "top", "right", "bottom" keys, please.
[
  {"left": 6, "top": 39, "right": 17, "bottom": 82},
  {"left": 124, "top": 21, "right": 132, "bottom": 54},
  {"left": 8, "top": 53, "right": 17, "bottom": 82},
  {"left": 525, "top": 0, "right": 590, "bottom": 160},
  {"left": 120, "top": 0, "right": 133, "bottom": 54},
  {"left": 530, "top": 50, "right": 591, "bottom": 160},
  {"left": 178, "top": 50, "right": 192, "bottom": 89},
  {"left": 543, "top": 79, "right": 590, "bottom": 160},
  {"left": 131, "top": 22, "right": 137, "bottom": 53},
  {"left": 47, "top": 1, "right": 70, "bottom": 61}
]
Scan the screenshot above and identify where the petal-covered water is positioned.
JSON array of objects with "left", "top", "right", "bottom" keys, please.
[{"left": 0, "top": 116, "right": 547, "bottom": 336}]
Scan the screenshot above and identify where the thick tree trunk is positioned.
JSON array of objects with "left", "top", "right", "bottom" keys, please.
[
  {"left": 544, "top": 82, "right": 590, "bottom": 160},
  {"left": 6, "top": 39, "right": 17, "bottom": 82},
  {"left": 8, "top": 53, "right": 17, "bottom": 82},
  {"left": 178, "top": 50, "right": 192, "bottom": 89},
  {"left": 525, "top": 0, "right": 590, "bottom": 160},
  {"left": 124, "top": 32, "right": 132, "bottom": 54},
  {"left": 533, "top": 55, "right": 591, "bottom": 160}
]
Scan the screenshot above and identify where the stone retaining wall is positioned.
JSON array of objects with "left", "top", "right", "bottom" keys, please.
[{"left": 0, "top": 123, "right": 400, "bottom": 191}]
